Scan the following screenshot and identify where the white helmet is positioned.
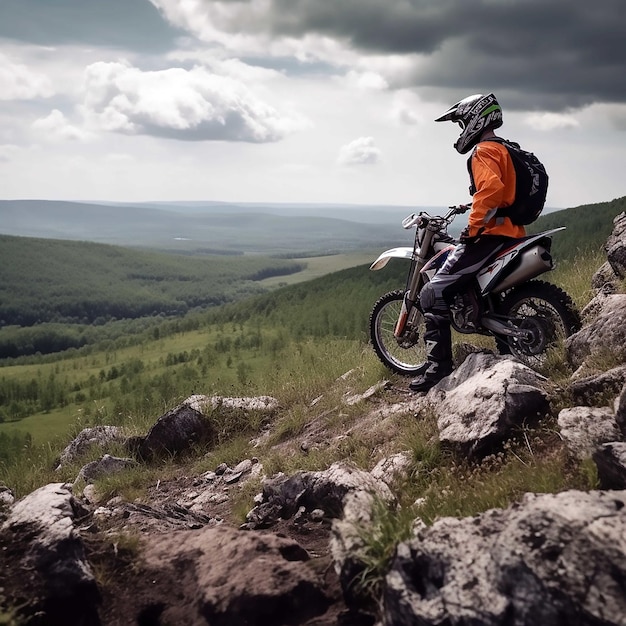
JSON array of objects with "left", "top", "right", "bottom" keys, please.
[{"left": 435, "top": 93, "right": 503, "bottom": 154}]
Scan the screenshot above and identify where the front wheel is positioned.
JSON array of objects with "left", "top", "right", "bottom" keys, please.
[
  {"left": 496, "top": 280, "right": 581, "bottom": 368},
  {"left": 369, "top": 290, "right": 427, "bottom": 375}
]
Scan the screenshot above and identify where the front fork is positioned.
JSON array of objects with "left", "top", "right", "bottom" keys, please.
[{"left": 394, "top": 226, "right": 436, "bottom": 338}]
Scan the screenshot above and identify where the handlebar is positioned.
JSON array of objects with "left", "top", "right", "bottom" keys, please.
[
  {"left": 448, "top": 203, "right": 471, "bottom": 215},
  {"left": 402, "top": 203, "right": 471, "bottom": 229}
]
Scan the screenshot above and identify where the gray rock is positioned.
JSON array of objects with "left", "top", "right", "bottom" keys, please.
[
  {"left": 384, "top": 489, "right": 626, "bottom": 626},
  {"left": 330, "top": 489, "right": 387, "bottom": 607},
  {"left": 370, "top": 452, "right": 412, "bottom": 487},
  {"left": 184, "top": 394, "right": 279, "bottom": 414},
  {"left": 75, "top": 453, "right": 137, "bottom": 484},
  {"left": 0, "top": 485, "right": 14, "bottom": 508},
  {"left": 566, "top": 294, "right": 626, "bottom": 369},
  {"left": 245, "top": 462, "right": 393, "bottom": 529},
  {"left": 0, "top": 483, "right": 99, "bottom": 625},
  {"left": 427, "top": 353, "right": 549, "bottom": 457},
  {"left": 591, "top": 260, "right": 620, "bottom": 292},
  {"left": 56, "top": 425, "right": 125, "bottom": 470},
  {"left": 615, "top": 382, "right": 626, "bottom": 438},
  {"left": 568, "top": 365, "right": 626, "bottom": 403},
  {"left": 138, "top": 402, "right": 215, "bottom": 461},
  {"left": 141, "top": 524, "right": 331, "bottom": 625},
  {"left": 593, "top": 442, "right": 626, "bottom": 489},
  {"left": 558, "top": 406, "right": 621, "bottom": 460},
  {"left": 606, "top": 211, "right": 626, "bottom": 279}
]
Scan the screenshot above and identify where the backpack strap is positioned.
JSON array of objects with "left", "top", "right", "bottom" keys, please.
[
  {"left": 466, "top": 149, "right": 477, "bottom": 196},
  {"left": 466, "top": 138, "right": 515, "bottom": 222}
]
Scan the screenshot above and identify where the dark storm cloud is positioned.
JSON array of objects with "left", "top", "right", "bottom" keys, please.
[
  {"left": 240, "top": 0, "right": 626, "bottom": 111},
  {"left": 0, "top": 0, "right": 182, "bottom": 53}
]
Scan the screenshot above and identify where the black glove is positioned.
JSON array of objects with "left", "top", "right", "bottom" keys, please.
[
  {"left": 459, "top": 227, "right": 474, "bottom": 243},
  {"left": 459, "top": 226, "right": 483, "bottom": 244}
]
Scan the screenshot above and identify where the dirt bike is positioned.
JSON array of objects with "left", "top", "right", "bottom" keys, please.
[{"left": 369, "top": 205, "right": 581, "bottom": 375}]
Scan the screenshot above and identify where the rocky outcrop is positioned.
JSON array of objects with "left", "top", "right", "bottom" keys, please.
[
  {"left": 593, "top": 442, "right": 626, "bottom": 489},
  {"left": 557, "top": 406, "right": 621, "bottom": 460},
  {"left": 137, "top": 525, "right": 331, "bottom": 626},
  {"left": 131, "top": 395, "right": 279, "bottom": 461},
  {"left": 136, "top": 402, "right": 215, "bottom": 461},
  {"left": 566, "top": 294, "right": 626, "bottom": 371},
  {"left": 74, "top": 453, "right": 137, "bottom": 485},
  {"left": 384, "top": 489, "right": 626, "bottom": 626},
  {"left": 56, "top": 425, "right": 126, "bottom": 470},
  {"left": 245, "top": 462, "right": 394, "bottom": 529},
  {"left": 606, "top": 211, "right": 626, "bottom": 278},
  {"left": 0, "top": 483, "right": 100, "bottom": 626},
  {"left": 425, "top": 353, "right": 549, "bottom": 457}
]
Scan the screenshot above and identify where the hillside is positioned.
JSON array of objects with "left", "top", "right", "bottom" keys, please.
[
  {"left": 1, "top": 209, "right": 625, "bottom": 625},
  {"left": 0, "top": 234, "right": 304, "bottom": 326},
  {"left": 528, "top": 195, "right": 626, "bottom": 259}
]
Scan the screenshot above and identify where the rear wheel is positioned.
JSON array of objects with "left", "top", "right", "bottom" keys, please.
[
  {"left": 496, "top": 280, "right": 581, "bottom": 368},
  {"left": 369, "top": 290, "right": 427, "bottom": 375}
]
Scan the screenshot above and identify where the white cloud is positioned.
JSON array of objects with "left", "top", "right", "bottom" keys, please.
[
  {"left": 0, "top": 144, "right": 20, "bottom": 162},
  {"left": 0, "top": 52, "right": 54, "bottom": 100},
  {"left": 79, "top": 60, "right": 309, "bottom": 142},
  {"left": 32, "top": 109, "right": 92, "bottom": 141},
  {"left": 525, "top": 112, "right": 580, "bottom": 131},
  {"left": 344, "top": 70, "right": 388, "bottom": 91},
  {"left": 390, "top": 90, "right": 425, "bottom": 126},
  {"left": 337, "top": 136, "right": 381, "bottom": 166}
]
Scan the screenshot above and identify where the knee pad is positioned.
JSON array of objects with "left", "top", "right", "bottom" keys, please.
[{"left": 420, "top": 283, "right": 447, "bottom": 314}]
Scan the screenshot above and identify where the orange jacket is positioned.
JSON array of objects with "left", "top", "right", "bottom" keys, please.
[{"left": 467, "top": 140, "right": 526, "bottom": 239}]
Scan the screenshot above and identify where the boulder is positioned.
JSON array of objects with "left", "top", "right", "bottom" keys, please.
[
  {"left": 568, "top": 365, "right": 626, "bottom": 403},
  {"left": 591, "top": 260, "right": 619, "bottom": 292},
  {"left": 74, "top": 454, "right": 137, "bottom": 485},
  {"left": 605, "top": 211, "right": 626, "bottom": 279},
  {"left": 566, "top": 294, "right": 626, "bottom": 369},
  {"left": 557, "top": 406, "right": 621, "bottom": 460},
  {"left": 245, "top": 462, "right": 394, "bottom": 529},
  {"left": 593, "top": 442, "right": 626, "bottom": 489},
  {"left": 0, "top": 483, "right": 100, "bottom": 626},
  {"left": 137, "top": 525, "right": 331, "bottom": 626},
  {"left": 615, "top": 382, "right": 626, "bottom": 438},
  {"left": 426, "top": 353, "right": 549, "bottom": 457},
  {"left": 137, "top": 402, "right": 215, "bottom": 461},
  {"left": 56, "top": 425, "right": 126, "bottom": 470},
  {"left": 330, "top": 490, "right": 382, "bottom": 608},
  {"left": 384, "top": 489, "right": 626, "bottom": 626},
  {"left": 184, "top": 394, "right": 279, "bottom": 414}
]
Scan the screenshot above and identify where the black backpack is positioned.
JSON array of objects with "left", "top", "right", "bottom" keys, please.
[{"left": 467, "top": 138, "right": 549, "bottom": 226}]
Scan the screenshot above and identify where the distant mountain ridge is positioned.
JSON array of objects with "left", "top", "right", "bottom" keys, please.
[{"left": 0, "top": 199, "right": 418, "bottom": 254}]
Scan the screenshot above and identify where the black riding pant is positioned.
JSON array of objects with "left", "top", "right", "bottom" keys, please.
[{"left": 418, "top": 235, "right": 517, "bottom": 367}]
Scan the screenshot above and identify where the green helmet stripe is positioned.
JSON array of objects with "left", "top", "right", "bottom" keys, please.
[{"left": 481, "top": 104, "right": 501, "bottom": 117}]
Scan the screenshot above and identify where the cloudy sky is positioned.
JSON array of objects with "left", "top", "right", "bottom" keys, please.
[{"left": 1, "top": 0, "right": 625, "bottom": 209}]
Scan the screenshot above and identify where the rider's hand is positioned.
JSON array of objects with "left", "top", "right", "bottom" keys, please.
[
  {"left": 459, "top": 226, "right": 474, "bottom": 243},
  {"left": 459, "top": 226, "right": 482, "bottom": 244}
]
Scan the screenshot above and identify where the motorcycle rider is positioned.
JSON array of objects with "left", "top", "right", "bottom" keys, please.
[{"left": 410, "top": 93, "right": 526, "bottom": 393}]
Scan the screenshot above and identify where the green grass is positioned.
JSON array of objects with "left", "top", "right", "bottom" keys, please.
[{"left": 259, "top": 251, "right": 378, "bottom": 287}]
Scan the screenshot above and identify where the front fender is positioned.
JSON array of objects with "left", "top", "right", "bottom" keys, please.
[{"left": 370, "top": 246, "right": 414, "bottom": 270}]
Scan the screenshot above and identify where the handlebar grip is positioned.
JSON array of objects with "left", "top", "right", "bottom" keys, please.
[{"left": 450, "top": 204, "right": 471, "bottom": 214}]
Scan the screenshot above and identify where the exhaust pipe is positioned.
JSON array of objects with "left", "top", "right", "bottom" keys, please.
[{"left": 492, "top": 245, "right": 553, "bottom": 294}]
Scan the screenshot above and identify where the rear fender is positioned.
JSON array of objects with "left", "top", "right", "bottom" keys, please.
[{"left": 476, "top": 228, "right": 564, "bottom": 293}]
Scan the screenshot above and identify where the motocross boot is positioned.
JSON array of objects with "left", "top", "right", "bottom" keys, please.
[{"left": 409, "top": 313, "right": 454, "bottom": 393}]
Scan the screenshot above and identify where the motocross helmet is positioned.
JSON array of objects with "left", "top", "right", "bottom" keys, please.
[{"left": 435, "top": 93, "right": 503, "bottom": 154}]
